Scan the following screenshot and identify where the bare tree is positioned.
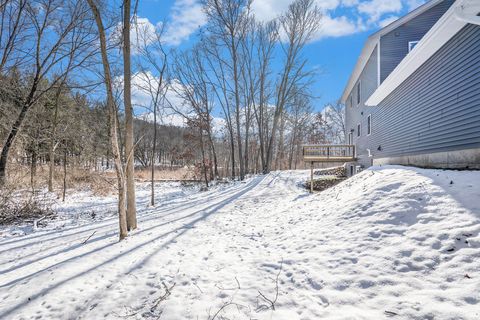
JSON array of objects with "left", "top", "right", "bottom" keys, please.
[
  {"left": 122, "top": 0, "right": 137, "bottom": 231},
  {"left": 87, "top": 0, "right": 128, "bottom": 240},
  {"left": 263, "top": 0, "right": 321, "bottom": 173},
  {"left": 0, "top": 0, "right": 96, "bottom": 186},
  {"left": 323, "top": 102, "right": 346, "bottom": 143},
  {"left": 170, "top": 45, "right": 217, "bottom": 187},
  {"left": 286, "top": 89, "right": 313, "bottom": 169},
  {"left": 135, "top": 21, "right": 168, "bottom": 206},
  {"left": 0, "top": 0, "right": 28, "bottom": 73},
  {"left": 203, "top": 0, "right": 251, "bottom": 180},
  {"left": 252, "top": 20, "right": 278, "bottom": 173},
  {"left": 202, "top": 39, "right": 237, "bottom": 179}
]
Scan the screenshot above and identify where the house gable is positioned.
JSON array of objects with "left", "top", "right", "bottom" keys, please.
[{"left": 379, "top": 0, "right": 454, "bottom": 83}]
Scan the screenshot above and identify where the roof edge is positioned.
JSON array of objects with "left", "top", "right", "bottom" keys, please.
[
  {"left": 340, "top": 0, "right": 445, "bottom": 104},
  {"left": 365, "top": 0, "right": 479, "bottom": 106}
]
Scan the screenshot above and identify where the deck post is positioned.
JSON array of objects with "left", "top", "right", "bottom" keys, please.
[{"left": 310, "top": 161, "right": 314, "bottom": 193}]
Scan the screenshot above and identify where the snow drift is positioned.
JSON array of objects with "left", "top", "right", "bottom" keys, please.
[{"left": 0, "top": 166, "right": 479, "bottom": 319}]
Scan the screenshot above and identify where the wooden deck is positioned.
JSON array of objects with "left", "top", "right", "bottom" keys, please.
[
  {"left": 302, "top": 145, "right": 356, "bottom": 162},
  {"left": 303, "top": 144, "right": 355, "bottom": 193}
]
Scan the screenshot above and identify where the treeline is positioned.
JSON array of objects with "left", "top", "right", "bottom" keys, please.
[
  {"left": 0, "top": 0, "right": 345, "bottom": 239},
  {"left": 135, "top": 0, "right": 346, "bottom": 184}
]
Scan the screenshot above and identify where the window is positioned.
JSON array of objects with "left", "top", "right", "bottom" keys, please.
[
  {"left": 356, "top": 81, "right": 361, "bottom": 105},
  {"left": 350, "top": 94, "right": 353, "bottom": 108},
  {"left": 357, "top": 123, "right": 361, "bottom": 137},
  {"left": 408, "top": 40, "right": 419, "bottom": 52},
  {"left": 367, "top": 114, "right": 371, "bottom": 135},
  {"left": 348, "top": 132, "right": 353, "bottom": 145}
]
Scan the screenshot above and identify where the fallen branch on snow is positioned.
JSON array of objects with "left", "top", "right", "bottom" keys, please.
[
  {"left": 81, "top": 231, "right": 97, "bottom": 244},
  {"left": 256, "top": 258, "right": 283, "bottom": 312},
  {"left": 151, "top": 282, "right": 175, "bottom": 312}
]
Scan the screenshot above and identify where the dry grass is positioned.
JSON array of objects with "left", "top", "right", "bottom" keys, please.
[
  {"left": 5, "top": 163, "right": 115, "bottom": 196},
  {"left": 3, "top": 163, "right": 197, "bottom": 195},
  {"left": 0, "top": 163, "right": 197, "bottom": 225},
  {"left": 134, "top": 166, "right": 196, "bottom": 181}
]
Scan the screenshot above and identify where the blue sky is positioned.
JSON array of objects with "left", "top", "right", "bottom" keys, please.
[{"left": 133, "top": 0, "right": 427, "bottom": 112}]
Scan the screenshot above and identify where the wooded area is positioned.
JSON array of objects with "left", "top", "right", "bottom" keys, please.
[{"left": 0, "top": 0, "right": 345, "bottom": 239}]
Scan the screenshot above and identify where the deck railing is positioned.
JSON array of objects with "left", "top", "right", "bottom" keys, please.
[{"left": 302, "top": 145, "right": 355, "bottom": 162}]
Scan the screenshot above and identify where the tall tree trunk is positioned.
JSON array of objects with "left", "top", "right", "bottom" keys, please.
[
  {"left": 87, "top": 0, "right": 128, "bottom": 240},
  {"left": 244, "top": 123, "right": 250, "bottom": 175},
  {"left": 276, "top": 112, "right": 285, "bottom": 170},
  {"left": 151, "top": 108, "right": 157, "bottom": 206},
  {"left": 231, "top": 39, "right": 244, "bottom": 181},
  {"left": 48, "top": 90, "right": 62, "bottom": 192},
  {"left": 206, "top": 127, "right": 218, "bottom": 179},
  {"left": 199, "top": 129, "right": 209, "bottom": 188},
  {"left": 228, "top": 128, "right": 235, "bottom": 179},
  {"left": 123, "top": 0, "right": 137, "bottom": 231},
  {"left": 30, "top": 148, "right": 37, "bottom": 190},
  {"left": 288, "top": 128, "right": 297, "bottom": 170},
  {"left": 62, "top": 147, "right": 67, "bottom": 202}
]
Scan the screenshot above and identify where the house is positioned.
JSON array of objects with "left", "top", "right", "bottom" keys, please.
[{"left": 340, "top": 0, "right": 480, "bottom": 174}]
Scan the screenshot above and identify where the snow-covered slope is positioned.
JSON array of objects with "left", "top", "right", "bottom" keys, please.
[{"left": 0, "top": 166, "right": 479, "bottom": 319}]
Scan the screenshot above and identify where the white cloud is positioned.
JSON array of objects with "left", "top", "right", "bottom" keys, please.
[
  {"left": 130, "top": 72, "right": 203, "bottom": 127},
  {"left": 112, "top": 2, "right": 207, "bottom": 50},
  {"left": 163, "top": 0, "right": 207, "bottom": 46},
  {"left": 358, "top": 0, "right": 403, "bottom": 23},
  {"left": 110, "top": 16, "right": 161, "bottom": 55},
  {"left": 379, "top": 15, "right": 399, "bottom": 27},
  {"left": 251, "top": 0, "right": 409, "bottom": 42},
  {"left": 153, "top": 0, "right": 415, "bottom": 46},
  {"left": 251, "top": 0, "right": 361, "bottom": 41},
  {"left": 404, "top": 0, "right": 427, "bottom": 11},
  {"left": 314, "top": 14, "right": 360, "bottom": 40},
  {"left": 131, "top": 16, "right": 158, "bottom": 49},
  {"left": 315, "top": 0, "right": 342, "bottom": 11},
  {"left": 250, "top": 0, "right": 288, "bottom": 22},
  {"left": 251, "top": 0, "right": 342, "bottom": 22},
  {"left": 341, "top": 0, "right": 359, "bottom": 6}
]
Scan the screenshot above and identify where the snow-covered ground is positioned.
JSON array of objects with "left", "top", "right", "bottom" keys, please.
[{"left": 0, "top": 166, "right": 479, "bottom": 319}]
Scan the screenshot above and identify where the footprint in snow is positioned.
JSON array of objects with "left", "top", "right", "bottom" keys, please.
[{"left": 307, "top": 277, "right": 323, "bottom": 290}]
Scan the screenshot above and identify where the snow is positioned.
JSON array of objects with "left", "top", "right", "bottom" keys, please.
[{"left": 0, "top": 165, "right": 479, "bottom": 319}]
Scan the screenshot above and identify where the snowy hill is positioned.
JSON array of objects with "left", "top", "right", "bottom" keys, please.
[{"left": 0, "top": 166, "right": 479, "bottom": 319}]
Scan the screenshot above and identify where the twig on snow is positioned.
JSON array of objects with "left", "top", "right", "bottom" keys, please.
[
  {"left": 215, "top": 277, "right": 242, "bottom": 291},
  {"left": 209, "top": 300, "right": 247, "bottom": 320},
  {"left": 151, "top": 282, "right": 175, "bottom": 311},
  {"left": 112, "top": 305, "right": 141, "bottom": 318},
  {"left": 81, "top": 231, "right": 97, "bottom": 244},
  {"left": 256, "top": 258, "right": 283, "bottom": 312},
  {"left": 193, "top": 281, "right": 203, "bottom": 293}
]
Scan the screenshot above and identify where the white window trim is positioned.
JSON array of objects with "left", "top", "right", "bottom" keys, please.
[
  {"left": 408, "top": 40, "right": 419, "bottom": 52},
  {"left": 367, "top": 114, "right": 372, "bottom": 136}
]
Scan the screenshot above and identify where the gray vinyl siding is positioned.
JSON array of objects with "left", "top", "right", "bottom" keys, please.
[
  {"left": 366, "top": 24, "right": 480, "bottom": 161},
  {"left": 345, "top": 46, "right": 378, "bottom": 167},
  {"left": 380, "top": 0, "right": 454, "bottom": 83}
]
